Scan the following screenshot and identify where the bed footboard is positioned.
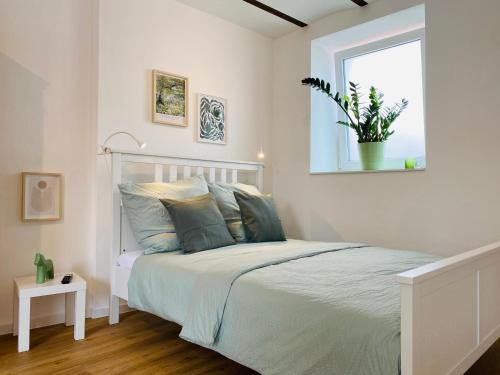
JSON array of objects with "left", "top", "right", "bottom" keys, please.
[{"left": 398, "top": 242, "right": 500, "bottom": 375}]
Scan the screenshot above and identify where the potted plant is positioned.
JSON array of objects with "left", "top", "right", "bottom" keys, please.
[{"left": 302, "top": 77, "right": 408, "bottom": 170}]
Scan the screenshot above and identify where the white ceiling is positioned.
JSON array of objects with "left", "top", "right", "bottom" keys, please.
[{"left": 177, "top": 0, "right": 363, "bottom": 38}]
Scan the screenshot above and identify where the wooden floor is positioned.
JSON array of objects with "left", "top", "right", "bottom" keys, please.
[{"left": 0, "top": 311, "right": 498, "bottom": 375}]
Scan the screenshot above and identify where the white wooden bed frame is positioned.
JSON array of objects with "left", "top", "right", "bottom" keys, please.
[{"left": 108, "top": 150, "right": 500, "bottom": 375}]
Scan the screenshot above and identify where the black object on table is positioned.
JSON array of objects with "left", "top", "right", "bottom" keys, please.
[{"left": 61, "top": 274, "right": 73, "bottom": 284}]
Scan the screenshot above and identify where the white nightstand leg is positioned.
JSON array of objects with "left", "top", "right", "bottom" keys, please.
[
  {"left": 12, "top": 284, "right": 18, "bottom": 336},
  {"left": 65, "top": 292, "right": 75, "bottom": 326},
  {"left": 18, "top": 297, "right": 30, "bottom": 352},
  {"left": 74, "top": 290, "right": 85, "bottom": 340}
]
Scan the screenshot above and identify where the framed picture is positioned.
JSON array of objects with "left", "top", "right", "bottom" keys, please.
[
  {"left": 197, "top": 93, "right": 227, "bottom": 145},
  {"left": 152, "top": 70, "right": 188, "bottom": 126},
  {"left": 21, "top": 172, "right": 63, "bottom": 222}
]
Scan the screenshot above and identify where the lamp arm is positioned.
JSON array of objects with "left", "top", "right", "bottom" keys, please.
[{"left": 101, "top": 131, "right": 145, "bottom": 153}]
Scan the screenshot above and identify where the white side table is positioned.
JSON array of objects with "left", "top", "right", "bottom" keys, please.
[{"left": 13, "top": 272, "right": 86, "bottom": 352}]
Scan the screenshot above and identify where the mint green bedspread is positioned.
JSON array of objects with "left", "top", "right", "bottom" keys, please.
[{"left": 128, "top": 240, "right": 439, "bottom": 375}]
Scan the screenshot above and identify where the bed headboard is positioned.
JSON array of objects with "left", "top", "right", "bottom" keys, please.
[{"left": 110, "top": 150, "right": 264, "bottom": 262}]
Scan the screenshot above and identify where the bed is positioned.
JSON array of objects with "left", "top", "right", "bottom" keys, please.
[{"left": 108, "top": 150, "right": 500, "bottom": 375}]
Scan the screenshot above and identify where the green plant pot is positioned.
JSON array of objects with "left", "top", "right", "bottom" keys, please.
[{"left": 358, "top": 142, "right": 385, "bottom": 170}]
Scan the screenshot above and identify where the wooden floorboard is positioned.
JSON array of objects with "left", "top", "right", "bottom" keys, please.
[
  {"left": 0, "top": 311, "right": 498, "bottom": 374},
  {"left": 0, "top": 312, "right": 256, "bottom": 375}
]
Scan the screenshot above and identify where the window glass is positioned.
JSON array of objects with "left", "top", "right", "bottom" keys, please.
[{"left": 342, "top": 40, "right": 425, "bottom": 162}]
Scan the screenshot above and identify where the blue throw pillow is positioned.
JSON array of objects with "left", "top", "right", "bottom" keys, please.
[{"left": 234, "top": 192, "right": 286, "bottom": 243}]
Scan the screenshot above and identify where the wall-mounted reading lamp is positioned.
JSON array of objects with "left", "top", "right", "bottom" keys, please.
[{"left": 100, "top": 131, "right": 146, "bottom": 154}]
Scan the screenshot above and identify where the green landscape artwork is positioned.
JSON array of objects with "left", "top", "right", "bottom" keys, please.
[{"left": 153, "top": 70, "right": 188, "bottom": 126}]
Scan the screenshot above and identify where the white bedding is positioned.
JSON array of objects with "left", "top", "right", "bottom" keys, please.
[{"left": 116, "top": 250, "right": 144, "bottom": 269}]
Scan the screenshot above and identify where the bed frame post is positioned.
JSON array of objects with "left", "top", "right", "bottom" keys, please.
[
  {"left": 400, "top": 283, "right": 421, "bottom": 375},
  {"left": 109, "top": 152, "right": 122, "bottom": 324},
  {"left": 256, "top": 165, "right": 264, "bottom": 191},
  {"left": 109, "top": 295, "right": 120, "bottom": 325},
  {"left": 398, "top": 242, "right": 500, "bottom": 375}
]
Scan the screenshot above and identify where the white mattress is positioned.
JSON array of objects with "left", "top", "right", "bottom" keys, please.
[{"left": 117, "top": 250, "right": 143, "bottom": 269}]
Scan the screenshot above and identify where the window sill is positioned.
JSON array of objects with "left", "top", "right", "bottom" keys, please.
[{"left": 310, "top": 167, "right": 426, "bottom": 175}]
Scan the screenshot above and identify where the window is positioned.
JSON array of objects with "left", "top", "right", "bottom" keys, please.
[{"left": 335, "top": 29, "right": 426, "bottom": 170}]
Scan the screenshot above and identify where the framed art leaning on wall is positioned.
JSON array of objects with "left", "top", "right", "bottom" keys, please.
[
  {"left": 197, "top": 93, "right": 227, "bottom": 145},
  {"left": 21, "top": 172, "right": 63, "bottom": 222},
  {"left": 152, "top": 70, "right": 188, "bottom": 126}
]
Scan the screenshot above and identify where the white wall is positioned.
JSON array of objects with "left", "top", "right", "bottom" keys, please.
[
  {"left": 272, "top": 0, "right": 500, "bottom": 256},
  {"left": 0, "top": 0, "right": 98, "bottom": 333},
  {"left": 0, "top": 0, "right": 272, "bottom": 330},
  {"left": 310, "top": 43, "right": 337, "bottom": 172},
  {"left": 94, "top": 0, "right": 273, "bottom": 311}
]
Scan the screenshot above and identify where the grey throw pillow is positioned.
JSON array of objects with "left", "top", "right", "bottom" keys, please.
[
  {"left": 233, "top": 192, "right": 286, "bottom": 243},
  {"left": 160, "top": 193, "right": 236, "bottom": 253}
]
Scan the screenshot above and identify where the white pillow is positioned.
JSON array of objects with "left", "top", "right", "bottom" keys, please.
[{"left": 208, "top": 182, "right": 261, "bottom": 242}]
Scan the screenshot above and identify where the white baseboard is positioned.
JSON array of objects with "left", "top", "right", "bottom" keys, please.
[
  {"left": 0, "top": 311, "right": 67, "bottom": 336},
  {"left": 0, "top": 303, "right": 131, "bottom": 336},
  {"left": 91, "top": 302, "right": 132, "bottom": 319}
]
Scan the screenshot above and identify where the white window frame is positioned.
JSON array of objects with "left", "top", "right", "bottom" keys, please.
[{"left": 334, "top": 29, "right": 426, "bottom": 171}]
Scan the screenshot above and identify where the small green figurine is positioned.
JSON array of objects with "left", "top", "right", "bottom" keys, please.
[{"left": 34, "top": 252, "right": 54, "bottom": 284}]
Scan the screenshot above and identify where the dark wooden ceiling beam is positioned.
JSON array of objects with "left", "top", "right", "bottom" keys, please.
[
  {"left": 351, "top": 0, "right": 368, "bottom": 6},
  {"left": 242, "top": 0, "right": 308, "bottom": 27}
]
